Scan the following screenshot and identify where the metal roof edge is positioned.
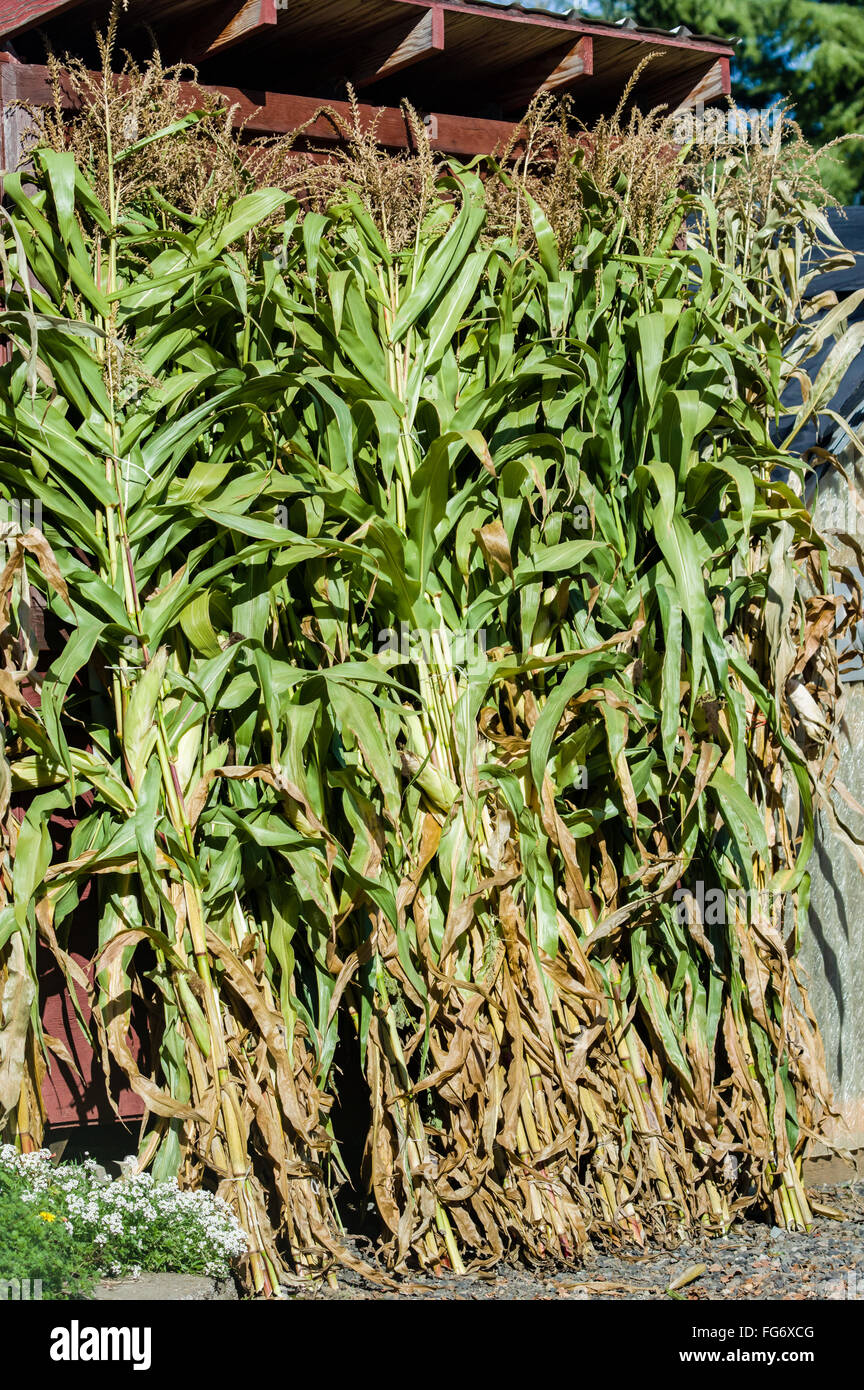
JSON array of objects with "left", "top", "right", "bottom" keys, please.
[{"left": 467, "top": 0, "right": 737, "bottom": 51}]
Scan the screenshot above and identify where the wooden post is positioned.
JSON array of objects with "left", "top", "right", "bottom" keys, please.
[{"left": 0, "top": 59, "right": 37, "bottom": 180}]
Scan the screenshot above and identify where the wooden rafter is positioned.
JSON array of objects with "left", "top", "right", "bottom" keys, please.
[
  {"left": 353, "top": 6, "right": 445, "bottom": 89},
  {"left": 673, "top": 56, "right": 731, "bottom": 112},
  {"left": 539, "top": 34, "right": 593, "bottom": 92},
  {"left": 0, "top": 0, "right": 79, "bottom": 39},
  {"left": 502, "top": 33, "right": 592, "bottom": 115},
  {"left": 195, "top": 0, "right": 279, "bottom": 60}
]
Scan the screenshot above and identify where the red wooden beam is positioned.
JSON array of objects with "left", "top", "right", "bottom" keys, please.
[
  {"left": 0, "top": 0, "right": 79, "bottom": 40},
  {"left": 353, "top": 5, "right": 445, "bottom": 89},
  {"left": 4, "top": 60, "right": 521, "bottom": 157}
]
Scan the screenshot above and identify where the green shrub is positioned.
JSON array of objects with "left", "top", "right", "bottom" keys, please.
[
  {"left": 0, "top": 1149, "right": 245, "bottom": 1287},
  {"left": 0, "top": 1166, "right": 94, "bottom": 1299}
]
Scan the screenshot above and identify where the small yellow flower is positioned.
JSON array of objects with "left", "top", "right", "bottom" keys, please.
[{"left": 38, "top": 1211, "right": 57, "bottom": 1223}]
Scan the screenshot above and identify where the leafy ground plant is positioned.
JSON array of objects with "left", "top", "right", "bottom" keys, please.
[
  {"left": 1, "top": 33, "right": 862, "bottom": 1291},
  {"left": 0, "top": 1146, "right": 246, "bottom": 1282},
  {"left": 0, "top": 1162, "right": 93, "bottom": 1298}
]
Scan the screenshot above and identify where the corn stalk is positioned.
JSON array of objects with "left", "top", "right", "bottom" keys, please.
[{"left": 0, "top": 70, "right": 860, "bottom": 1285}]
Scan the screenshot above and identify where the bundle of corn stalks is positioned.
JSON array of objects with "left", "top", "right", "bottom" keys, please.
[{"left": 1, "top": 38, "right": 862, "bottom": 1290}]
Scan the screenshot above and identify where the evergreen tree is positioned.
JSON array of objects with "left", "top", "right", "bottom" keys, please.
[{"left": 607, "top": 1, "right": 864, "bottom": 200}]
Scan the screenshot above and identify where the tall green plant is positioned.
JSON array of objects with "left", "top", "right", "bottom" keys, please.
[
  {"left": 0, "top": 65, "right": 859, "bottom": 1285},
  {"left": 0, "top": 142, "right": 349, "bottom": 1292}
]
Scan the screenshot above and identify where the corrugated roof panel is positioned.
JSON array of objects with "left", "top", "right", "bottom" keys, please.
[
  {"left": 465, "top": 0, "right": 734, "bottom": 48},
  {"left": 476, "top": 0, "right": 578, "bottom": 11},
  {"left": 477, "top": 0, "right": 577, "bottom": 10}
]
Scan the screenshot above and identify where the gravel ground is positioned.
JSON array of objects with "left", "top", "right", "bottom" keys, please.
[{"left": 285, "top": 1179, "right": 864, "bottom": 1300}]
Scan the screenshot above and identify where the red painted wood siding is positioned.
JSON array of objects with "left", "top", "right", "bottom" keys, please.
[{"left": 40, "top": 928, "right": 146, "bottom": 1128}]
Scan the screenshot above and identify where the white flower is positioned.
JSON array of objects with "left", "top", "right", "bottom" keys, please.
[{"left": 3, "top": 1146, "right": 247, "bottom": 1276}]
